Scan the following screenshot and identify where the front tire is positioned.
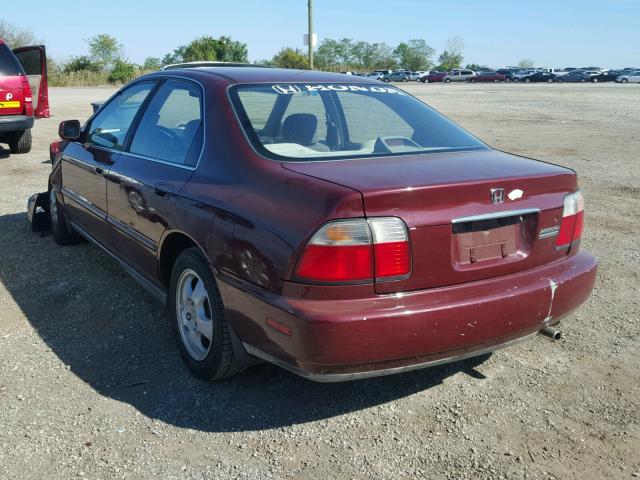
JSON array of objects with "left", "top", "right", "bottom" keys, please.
[
  {"left": 49, "top": 188, "right": 82, "bottom": 245},
  {"left": 169, "top": 248, "right": 244, "bottom": 381},
  {"left": 444, "top": 78, "right": 451, "bottom": 83},
  {"left": 8, "top": 129, "right": 32, "bottom": 154},
  {"left": 621, "top": 78, "right": 629, "bottom": 83}
]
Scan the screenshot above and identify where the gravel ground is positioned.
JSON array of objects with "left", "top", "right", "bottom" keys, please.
[{"left": 0, "top": 83, "right": 638, "bottom": 480}]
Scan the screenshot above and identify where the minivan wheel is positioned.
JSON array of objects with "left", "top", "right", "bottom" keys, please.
[
  {"left": 8, "top": 129, "right": 32, "bottom": 154},
  {"left": 621, "top": 78, "right": 628, "bottom": 83},
  {"left": 169, "top": 248, "right": 244, "bottom": 380},
  {"left": 49, "top": 188, "right": 82, "bottom": 245}
]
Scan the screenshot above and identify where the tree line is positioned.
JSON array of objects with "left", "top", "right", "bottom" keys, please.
[{"left": 1, "top": 19, "right": 538, "bottom": 86}]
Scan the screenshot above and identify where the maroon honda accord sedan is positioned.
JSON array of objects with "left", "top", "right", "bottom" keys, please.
[{"left": 29, "top": 67, "right": 597, "bottom": 382}]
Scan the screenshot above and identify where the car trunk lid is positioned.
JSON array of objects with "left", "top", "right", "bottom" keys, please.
[{"left": 283, "top": 149, "right": 577, "bottom": 293}]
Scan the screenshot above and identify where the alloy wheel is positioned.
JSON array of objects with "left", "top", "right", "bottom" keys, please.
[{"left": 176, "top": 269, "right": 213, "bottom": 361}]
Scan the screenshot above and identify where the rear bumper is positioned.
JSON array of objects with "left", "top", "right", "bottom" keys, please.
[
  {"left": 0, "top": 114, "right": 34, "bottom": 133},
  {"left": 221, "top": 251, "right": 598, "bottom": 381}
]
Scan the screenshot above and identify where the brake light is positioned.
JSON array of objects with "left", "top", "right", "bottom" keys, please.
[
  {"left": 21, "top": 76, "right": 33, "bottom": 117},
  {"left": 295, "top": 217, "right": 410, "bottom": 283},
  {"left": 556, "top": 190, "right": 584, "bottom": 248}
]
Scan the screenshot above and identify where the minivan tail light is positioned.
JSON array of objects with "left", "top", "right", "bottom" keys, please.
[
  {"left": 556, "top": 190, "right": 584, "bottom": 248},
  {"left": 21, "top": 76, "right": 34, "bottom": 117},
  {"left": 295, "top": 217, "right": 410, "bottom": 283}
]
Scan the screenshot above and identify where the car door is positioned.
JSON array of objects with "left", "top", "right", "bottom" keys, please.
[
  {"left": 61, "top": 81, "right": 157, "bottom": 248},
  {"left": 106, "top": 78, "right": 203, "bottom": 279},
  {"left": 12, "top": 45, "right": 49, "bottom": 118}
]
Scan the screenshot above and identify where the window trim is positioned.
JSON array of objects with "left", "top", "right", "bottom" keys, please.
[
  {"left": 78, "top": 74, "right": 206, "bottom": 170},
  {"left": 227, "top": 82, "right": 489, "bottom": 163}
]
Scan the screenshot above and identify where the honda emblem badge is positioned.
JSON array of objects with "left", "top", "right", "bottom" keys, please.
[{"left": 490, "top": 188, "right": 505, "bottom": 204}]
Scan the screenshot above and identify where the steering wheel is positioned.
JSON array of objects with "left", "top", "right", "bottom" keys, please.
[{"left": 156, "top": 126, "right": 181, "bottom": 143}]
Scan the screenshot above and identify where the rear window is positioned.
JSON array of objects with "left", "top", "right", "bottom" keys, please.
[
  {"left": 0, "top": 44, "right": 23, "bottom": 76},
  {"left": 230, "top": 83, "right": 487, "bottom": 161}
]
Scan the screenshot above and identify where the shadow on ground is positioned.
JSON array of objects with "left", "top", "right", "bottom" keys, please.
[
  {"left": 0, "top": 212, "right": 488, "bottom": 432},
  {"left": 0, "top": 146, "right": 10, "bottom": 159}
]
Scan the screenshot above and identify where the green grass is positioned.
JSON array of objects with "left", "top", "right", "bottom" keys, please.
[{"left": 49, "top": 69, "right": 155, "bottom": 87}]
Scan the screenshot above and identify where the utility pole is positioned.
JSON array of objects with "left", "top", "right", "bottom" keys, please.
[{"left": 308, "top": 0, "right": 314, "bottom": 70}]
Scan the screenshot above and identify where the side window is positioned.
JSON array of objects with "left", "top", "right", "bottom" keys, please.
[
  {"left": 86, "top": 82, "right": 155, "bottom": 150},
  {"left": 129, "top": 79, "right": 203, "bottom": 165}
]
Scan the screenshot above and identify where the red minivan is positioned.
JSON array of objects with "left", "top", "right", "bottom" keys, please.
[
  {"left": 0, "top": 39, "right": 49, "bottom": 153},
  {"left": 32, "top": 67, "right": 597, "bottom": 382}
]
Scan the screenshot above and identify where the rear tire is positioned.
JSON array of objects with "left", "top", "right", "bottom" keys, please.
[
  {"left": 169, "top": 247, "right": 244, "bottom": 381},
  {"left": 8, "top": 129, "right": 32, "bottom": 154},
  {"left": 49, "top": 188, "right": 82, "bottom": 245}
]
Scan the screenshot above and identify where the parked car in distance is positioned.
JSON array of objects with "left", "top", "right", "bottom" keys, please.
[
  {"left": 443, "top": 69, "right": 476, "bottom": 82},
  {"left": 511, "top": 70, "right": 537, "bottom": 82},
  {"left": 420, "top": 71, "right": 447, "bottom": 83},
  {"left": 382, "top": 71, "right": 410, "bottom": 82},
  {"left": 616, "top": 71, "right": 640, "bottom": 83},
  {"left": 520, "top": 71, "right": 557, "bottom": 83},
  {"left": 0, "top": 39, "right": 49, "bottom": 153},
  {"left": 555, "top": 70, "right": 592, "bottom": 83},
  {"left": 31, "top": 67, "right": 597, "bottom": 382},
  {"left": 589, "top": 70, "right": 622, "bottom": 83},
  {"left": 367, "top": 70, "right": 388, "bottom": 80},
  {"left": 414, "top": 71, "right": 428, "bottom": 80},
  {"left": 496, "top": 69, "right": 520, "bottom": 81},
  {"left": 469, "top": 71, "right": 506, "bottom": 82}
]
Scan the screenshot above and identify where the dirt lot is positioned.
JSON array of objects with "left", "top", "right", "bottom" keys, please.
[{"left": 0, "top": 83, "right": 638, "bottom": 480}]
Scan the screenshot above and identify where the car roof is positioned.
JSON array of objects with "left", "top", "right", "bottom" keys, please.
[{"left": 149, "top": 66, "right": 380, "bottom": 85}]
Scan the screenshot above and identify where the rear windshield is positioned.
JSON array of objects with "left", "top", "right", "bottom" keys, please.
[
  {"left": 0, "top": 44, "right": 23, "bottom": 76},
  {"left": 229, "top": 83, "right": 487, "bottom": 161}
]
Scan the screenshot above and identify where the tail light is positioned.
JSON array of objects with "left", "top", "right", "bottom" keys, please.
[
  {"left": 295, "top": 217, "right": 410, "bottom": 283},
  {"left": 556, "top": 190, "right": 584, "bottom": 248},
  {"left": 21, "top": 76, "right": 34, "bottom": 117}
]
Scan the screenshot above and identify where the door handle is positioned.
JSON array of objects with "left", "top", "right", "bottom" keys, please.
[
  {"left": 95, "top": 166, "right": 104, "bottom": 175},
  {"left": 153, "top": 184, "right": 172, "bottom": 197}
]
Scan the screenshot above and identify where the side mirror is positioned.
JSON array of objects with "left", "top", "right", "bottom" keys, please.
[{"left": 58, "top": 120, "right": 81, "bottom": 140}]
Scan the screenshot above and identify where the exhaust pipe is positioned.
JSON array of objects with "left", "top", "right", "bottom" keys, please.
[{"left": 539, "top": 326, "right": 562, "bottom": 340}]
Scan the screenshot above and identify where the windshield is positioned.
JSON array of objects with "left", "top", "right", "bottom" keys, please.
[{"left": 229, "top": 83, "right": 488, "bottom": 161}]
